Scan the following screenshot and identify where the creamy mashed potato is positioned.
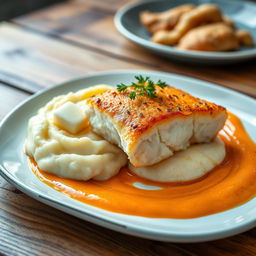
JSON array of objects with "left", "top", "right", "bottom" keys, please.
[
  {"left": 25, "top": 85, "right": 128, "bottom": 181},
  {"left": 26, "top": 84, "right": 226, "bottom": 183},
  {"left": 129, "top": 137, "right": 225, "bottom": 182}
]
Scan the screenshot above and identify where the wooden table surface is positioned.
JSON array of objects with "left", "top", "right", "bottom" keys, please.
[{"left": 0, "top": 0, "right": 255, "bottom": 255}]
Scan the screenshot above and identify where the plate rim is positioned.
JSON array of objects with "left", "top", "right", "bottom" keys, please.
[
  {"left": 1, "top": 168, "right": 255, "bottom": 243},
  {"left": 0, "top": 69, "right": 255, "bottom": 242},
  {"left": 114, "top": 0, "right": 256, "bottom": 61}
]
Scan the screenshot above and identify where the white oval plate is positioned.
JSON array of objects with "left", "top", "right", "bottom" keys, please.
[
  {"left": 0, "top": 70, "right": 255, "bottom": 242},
  {"left": 114, "top": 0, "right": 256, "bottom": 64}
]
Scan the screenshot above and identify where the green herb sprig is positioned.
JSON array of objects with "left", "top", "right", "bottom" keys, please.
[{"left": 117, "top": 75, "right": 167, "bottom": 100}]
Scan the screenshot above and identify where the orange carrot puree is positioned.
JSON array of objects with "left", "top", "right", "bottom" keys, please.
[{"left": 29, "top": 113, "right": 256, "bottom": 218}]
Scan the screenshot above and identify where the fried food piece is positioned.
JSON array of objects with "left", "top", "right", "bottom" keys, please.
[
  {"left": 152, "top": 4, "right": 223, "bottom": 45},
  {"left": 236, "top": 29, "right": 254, "bottom": 46},
  {"left": 152, "top": 30, "right": 180, "bottom": 46},
  {"left": 86, "top": 86, "right": 227, "bottom": 167},
  {"left": 223, "top": 16, "right": 235, "bottom": 29},
  {"left": 177, "top": 23, "right": 239, "bottom": 51},
  {"left": 140, "top": 4, "right": 195, "bottom": 34}
]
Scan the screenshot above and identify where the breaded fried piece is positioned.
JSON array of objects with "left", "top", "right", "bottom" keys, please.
[
  {"left": 222, "top": 16, "right": 235, "bottom": 29},
  {"left": 152, "top": 4, "right": 223, "bottom": 45},
  {"left": 177, "top": 23, "right": 239, "bottom": 51},
  {"left": 140, "top": 4, "right": 195, "bottom": 33},
  {"left": 236, "top": 29, "right": 254, "bottom": 46},
  {"left": 86, "top": 86, "right": 227, "bottom": 167}
]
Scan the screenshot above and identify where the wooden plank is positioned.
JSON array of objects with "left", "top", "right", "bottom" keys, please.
[
  {"left": 0, "top": 83, "right": 29, "bottom": 193},
  {"left": 0, "top": 83, "right": 29, "bottom": 119},
  {"left": 0, "top": 85, "right": 255, "bottom": 256},
  {"left": 0, "top": 0, "right": 255, "bottom": 254},
  {"left": 0, "top": 173, "right": 255, "bottom": 256},
  {"left": 0, "top": 23, "right": 148, "bottom": 93},
  {"left": 13, "top": 0, "right": 256, "bottom": 97},
  {"left": 0, "top": 0, "right": 64, "bottom": 21},
  {"left": 0, "top": 83, "right": 255, "bottom": 256}
]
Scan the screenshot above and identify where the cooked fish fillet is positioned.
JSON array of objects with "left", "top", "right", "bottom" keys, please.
[
  {"left": 129, "top": 137, "right": 225, "bottom": 182},
  {"left": 86, "top": 85, "right": 227, "bottom": 167}
]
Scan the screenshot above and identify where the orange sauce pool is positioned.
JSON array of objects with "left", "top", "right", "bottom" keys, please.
[{"left": 29, "top": 113, "right": 256, "bottom": 219}]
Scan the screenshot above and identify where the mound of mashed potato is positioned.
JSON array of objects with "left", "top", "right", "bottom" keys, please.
[{"left": 25, "top": 85, "right": 128, "bottom": 181}]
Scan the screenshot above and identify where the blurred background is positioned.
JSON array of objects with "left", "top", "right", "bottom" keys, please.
[{"left": 0, "top": 0, "right": 64, "bottom": 20}]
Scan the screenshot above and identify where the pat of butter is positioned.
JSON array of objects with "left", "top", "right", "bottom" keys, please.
[{"left": 53, "top": 102, "right": 87, "bottom": 134}]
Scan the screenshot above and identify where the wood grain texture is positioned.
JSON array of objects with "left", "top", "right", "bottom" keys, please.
[
  {"left": 0, "top": 0, "right": 63, "bottom": 21},
  {"left": 13, "top": 0, "right": 256, "bottom": 97},
  {"left": 0, "top": 23, "right": 147, "bottom": 93},
  {"left": 0, "top": 76, "right": 255, "bottom": 256},
  {"left": 0, "top": 0, "right": 255, "bottom": 255},
  {"left": 0, "top": 174, "right": 256, "bottom": 256},
  {"left": 0, "top": 83, "right": 29, "bottom": 119}
]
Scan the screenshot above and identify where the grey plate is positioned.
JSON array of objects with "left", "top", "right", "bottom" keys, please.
[
  {"left": 115, "top": 0, "right": 256, "bottom": 64},
  {"left": 0, "top": 70, "right": 255, "bottom": 242}
]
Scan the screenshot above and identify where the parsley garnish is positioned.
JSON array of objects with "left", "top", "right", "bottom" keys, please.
[
  {"left": 156, "top": 80, "right": 167, "bottom": 88},
  {"left": 116, "top": 83, "right": 128, "bottom": 92},
  {"left": 116, "top": 76, "right": 167, "bottom": 100},
  {"left": 135, "top": 75, "right": 150, "bottom": 84}
]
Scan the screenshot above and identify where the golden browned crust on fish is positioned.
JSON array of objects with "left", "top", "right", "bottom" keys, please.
[{"left": 87, "top": 85, "right": 226, "bottom": 149}]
